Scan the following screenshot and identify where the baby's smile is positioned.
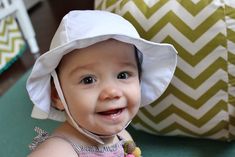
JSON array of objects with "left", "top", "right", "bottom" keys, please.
[
  {"left": 96, "top": 107, "right": 127, "bottom": 122},
  {"left": 97, "top": 107, "right": 125, "bottom": 115}
]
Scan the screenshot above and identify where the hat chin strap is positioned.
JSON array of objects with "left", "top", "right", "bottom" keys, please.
[{"left": 51, "top": 71, "right": 130, "bottom": 144}]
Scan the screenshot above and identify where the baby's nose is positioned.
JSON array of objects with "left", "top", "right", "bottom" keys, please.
[{"left": 99, "top": 86, "right": 123, "bottom": 101}]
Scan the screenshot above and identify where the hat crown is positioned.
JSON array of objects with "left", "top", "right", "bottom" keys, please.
[{"left": 50, "top": 10, "right": 140, "bottom": 50}]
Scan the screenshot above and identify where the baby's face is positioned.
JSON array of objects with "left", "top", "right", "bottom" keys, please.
[{"left": 57, "top": 39, "right": 141, "bottom": 136}]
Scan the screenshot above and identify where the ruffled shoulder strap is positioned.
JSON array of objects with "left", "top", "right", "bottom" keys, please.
[{"left": 29, "top": 127, "right": 49, "bottom": 151}]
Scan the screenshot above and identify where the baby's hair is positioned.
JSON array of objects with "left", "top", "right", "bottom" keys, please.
[{"left": 134, "top": 47, "right": 143, "bottom": 81}]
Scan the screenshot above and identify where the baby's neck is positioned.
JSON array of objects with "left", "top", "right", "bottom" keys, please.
[{"left": 54, "top": 121, "right": 117, "bottom": 146}]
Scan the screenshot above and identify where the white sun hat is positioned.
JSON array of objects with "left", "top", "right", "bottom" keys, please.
[{"left": 26, "top": 10, "right": 177, "bottom": 143}]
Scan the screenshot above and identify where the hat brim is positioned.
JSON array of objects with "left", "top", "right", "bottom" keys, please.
[{"left": 26, "top": 34, "right": 177, "bottom": 121}]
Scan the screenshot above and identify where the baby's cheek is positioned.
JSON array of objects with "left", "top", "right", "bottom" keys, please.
[
  {"left": 126, "top": 83, "right": 141, "bottom": 109},
  {"left": 131, "top": 94, "right": 141, "bottom": 114}
]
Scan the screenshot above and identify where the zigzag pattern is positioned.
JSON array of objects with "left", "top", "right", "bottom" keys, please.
[
  {"left": 0, "top": 16, "right": 25, "bottom": 71},
  {"left": 95, "top": 0, "right": 235, "bottom": 140},
  {"left": 226, "top": 2, "right": 235, "bottom": 138}
]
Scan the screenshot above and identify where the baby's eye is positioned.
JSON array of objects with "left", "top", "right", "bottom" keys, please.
[
  {"left": 117, "top": 72, "right": 130, "bottom": 79},
  {"left": 80, "top": 76, "right": 96, "bottom": 84}
]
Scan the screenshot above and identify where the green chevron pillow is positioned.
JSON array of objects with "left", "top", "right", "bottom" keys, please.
[
  {"left": 0, "top": 16, "right": 26, "bottom": 74},
  {"left": 95, "top": 0, "right": 235, "bottom": 140}
]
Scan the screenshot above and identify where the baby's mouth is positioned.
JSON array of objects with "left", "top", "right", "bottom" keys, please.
[{"left": 97, "top": 108, "right": 124, "bottom": 115}]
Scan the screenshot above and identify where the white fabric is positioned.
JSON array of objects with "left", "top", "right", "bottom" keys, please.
[{"left": 26, "top": 10, "right": 177, "bottom": 143}]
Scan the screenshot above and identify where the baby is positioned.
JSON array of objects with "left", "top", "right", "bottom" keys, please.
[{"left": 26, "top": 10, "right": 177, "bottom": 157}]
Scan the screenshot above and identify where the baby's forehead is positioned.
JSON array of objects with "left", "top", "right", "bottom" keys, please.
[
  {"left": 57, "top": 39, "right": 136, "bottom": 71},
  {"left": 62, "top": 39, "right": 134, "bottom": 59}
]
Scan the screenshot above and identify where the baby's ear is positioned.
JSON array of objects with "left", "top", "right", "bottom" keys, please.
[{"left": 51, "top": 82, "right": 65, "bottom": 111}]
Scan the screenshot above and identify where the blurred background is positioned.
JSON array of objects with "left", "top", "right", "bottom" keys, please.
[{"left": 0, "top": 0, "right": 94, "bottom": 96}]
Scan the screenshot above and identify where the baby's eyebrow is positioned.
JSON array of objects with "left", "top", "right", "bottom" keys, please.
[
  {"left": 69, "top": 63, "right": 97, "bottom": 76},
  {"left": 69, "top": 61, "right": 137, "bottom": 76},
  {"left": 119, "top": 61, "right": 138, "bottom": 69}
]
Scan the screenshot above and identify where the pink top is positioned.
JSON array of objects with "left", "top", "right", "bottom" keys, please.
[
  {"left": 29, "top": 127, "right": 125, "bottom": 157},
  {"left": 71, "top": 140, "right": 124, "bottom": 157}
]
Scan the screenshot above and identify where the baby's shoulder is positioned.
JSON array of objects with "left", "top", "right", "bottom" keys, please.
[{"left": 28, "top": 137, "right": 77, "bottom": 157}]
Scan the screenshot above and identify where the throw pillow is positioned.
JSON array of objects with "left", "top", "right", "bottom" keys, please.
[{"left": 95, "top": 0, "right": 235, "bottom": 140}]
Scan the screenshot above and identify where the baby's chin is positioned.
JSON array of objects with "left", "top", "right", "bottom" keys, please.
[{"left": 91, "top": 124, "right": 128, "bottom": 137}]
